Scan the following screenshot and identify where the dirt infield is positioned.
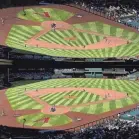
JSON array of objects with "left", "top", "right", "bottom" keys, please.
[
  {"left": 25, "top": 20, "right": 128, "bottom": 50},
  {"left": 0, "top": 4, "right": 139, "bottom": 130},
  {"left": 0, "top": 4, "right": 137, "bottom": 47},
  {"left": 0, "top": 88, "right": 138, "bottom": 130},
  {"left": 26, "top": 88, "right": 127, "bottom": 115}
]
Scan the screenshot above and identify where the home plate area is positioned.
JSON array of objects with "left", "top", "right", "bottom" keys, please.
[{"left": 2, "top": 78, "right": 136, "bottom": 129}]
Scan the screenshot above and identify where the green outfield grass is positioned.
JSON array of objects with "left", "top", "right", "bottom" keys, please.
[
  {"left": 7, "top": 78, "right": 139, "bottom": 112},
  {"left": 17, "top": 8, "right": 74, "bottom": 22},
  {"left": 6, "top": 21, "right": 139, "bottom": 58},
  {"left": 38, "top": 29, "right": 103, "bottom": 47},
  {"left": 17, "top": 113, "right": 72, "bottom": 127},
  {"left": 73, "top": 22, "right": 139, "bottom": 42},
  {"left": 6, "top": 87, "right": 42, "bottom": 110},
  {"left": 6, "top": 78, "right": 139, "bottom": 127},
  {"left": 40, "top": 90, "right": 102, "bottom": 106}
]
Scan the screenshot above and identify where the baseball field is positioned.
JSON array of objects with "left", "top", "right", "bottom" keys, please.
[
  {"left": 0, "top": 78, "right": 139, "bottom": 129},
  {"left": 4, "top": 6, "right": 139, "bottom": 58}
]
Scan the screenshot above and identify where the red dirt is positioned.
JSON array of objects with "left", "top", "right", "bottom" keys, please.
[
  {"left": 64, "top": 37, "right": 77, "bottom": 41},
  {"left": 0, "top": 5, "right": 137, "bottom": 49},
  {"left": 0, "top": 89, "right": 40, "bottom": 128},
  {"left": 64, "top": 95, "right": 77, "bottom": 99},
  {"left": 0, "top": 5, "right": 139, "bottom": 130},
  {"left": 26, "top": 87, "right": 127, "bottom": 115},
  {"left": 0, "top": 88, "right": 138, "bottom": 130},
  {"left": 25, "top": 20, "right": 128, "bottom": 50},
  {"left": 44, "top": 12, "right": 50, "bottom": 18}
]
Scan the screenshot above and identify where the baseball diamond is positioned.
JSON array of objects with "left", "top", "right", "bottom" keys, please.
[
  {"left": 0, "top": 78, "right": 139, "bottom": 129},
  {"left": 0, "top": 4, "right": 139, "bottom": 132},
  {"left": 2, "top": 6, "right": 139, "bottom": 58}
]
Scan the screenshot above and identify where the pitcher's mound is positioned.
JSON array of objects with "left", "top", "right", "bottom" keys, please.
[
  {"left": 64, "top": 37, "right": 77, "bottom": 41},
  {"left": 64, "top": 95, "right": 77, "bottom": 99},
  {"left": 41, "top": 106, "right": 70, "bottom": 115}
]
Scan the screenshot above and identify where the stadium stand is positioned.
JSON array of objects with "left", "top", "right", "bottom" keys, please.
[
  {"left": 1, "top": 111, "right": 139, "bottom": 139},
  {"left": 1, "top": 0, "right": 139, "bottom": 138}
]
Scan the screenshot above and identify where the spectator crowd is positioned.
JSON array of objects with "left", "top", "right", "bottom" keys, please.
[
  {"left": 9, "top": 71, "right": 52, "bottom": 80},
  {"left": 1, "top": 116, "right": 139, "bottom": 139},
  {"left": 9, "top": 53, "right": 52, "bottom": 60},
  {"left": 70, "top": 0, "right": 139, "bottom": 30}
]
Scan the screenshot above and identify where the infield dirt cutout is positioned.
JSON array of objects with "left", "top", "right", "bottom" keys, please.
[
  {"left": 64, "top": 36, "right": 77, "bottom": 41},
  {"left": 25, "top": 21, "right": 129, "bottom": 50},
  {"left": 64, "top": 95, "right": 77, "bottom": 99},
  {"left": 26, "top": 88, "right": 127, "bottom": 115}
]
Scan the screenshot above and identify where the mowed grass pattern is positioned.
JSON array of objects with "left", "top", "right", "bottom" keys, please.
[
  {"left": 6, "top": 78, "right": 139, "bottom": 127},
  {"left": 7, "top": 78, "right": 139, "bottom": 114},
  {"left": 38, "top": 30, "right": 103, "bottom": 47},
  {"left": 73, "top": 22, "right": 139, "bottom": 42},
  {"left": 40, "top": 90, "right": 102, "bottom": 106},
  {"left": 6, "top": 25, "right": 42, "bottom": 54},
  {"left": 17, "top": 113, "right": 72, "bottom": 127},
  {"left": 17, "top": 8, "right": 74, "bottom": 22},
  {"left": 6, "top": 88, "right": 42, "bottom": 110},
  {"left": 6, "top": 21, "right": 139, "bottom": 58}
]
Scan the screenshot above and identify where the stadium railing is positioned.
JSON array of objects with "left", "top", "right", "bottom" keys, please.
[
  {"left": 65, "top": 3, "right": 116, "bottom": 21},
  {"left": 64, "top": 106, "right": 138, "bottom": 132},
  {"left": 64, "top": 3, "right": 138, "bottom": 30}
]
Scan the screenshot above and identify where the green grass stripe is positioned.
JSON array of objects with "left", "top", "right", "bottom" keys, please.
[
  {"left": 17, "top": 8, "right": 74, "bottom": 22},
  {"left": 132, "top": 35, "right": 139, "bottom": 43},
  {"left": 110, "top": 26, "right": 117, "bottom": 36},
  {"left": 59, "top": 91, "right": 81, "bottom": 106},
  {"left": 7, "top": 21, "right": 139, "bottom": 58},
  {"left": 82, "top": 93, "right": 93, "bottom": 103},
  {"left": 88, "top": 22, "right": 98, "bottom": 32},
  {"left": 122, "top": 29, "right": 130, "bottom": 39},
  {"left": 72, "top": 91, "right": 88, "bottom": 105},
  {"left": 127, "top": 32, "right": 136, "bottom": 40},
  {"left": 6, "top": 79, "right": 139, "bottom": 115},
  {"left": 55, "top": 31, "right": 73, "bottom": 46},
  {"left": 102, "top": 102, "right": 110, "bottom": 111},
  {"left": 53, "top": 31, "right": 71, "bottom": 46},
  {"left": 48, "top": 31, "right": 70, "bottom": 45},
  {"left": 14, "top": 100, "right": 40, "bottom": 109},
  {"left": 48, "top": 93, "right": 68, "bottom": 105},
  {"left": 95, "top": 22, "right": 104, "bottom": 34},
  {"left": 43, "top": 92, "right": 64, "bottom": 103},
  {"left": 83, "top": 33, "right": 93, "bottom": 45},
  {"left": 9, "top": 95, "right": 29, "bottom": 103},
  {"left": 88, "top": 93, "right": 96, "bottom": 102},
  {"left": 121, "top": 98, "right": 128, "bottom": 107},
  {"left": 65, "top": 91, "right": 83, "bottom": 106},
  {"left": 103, "top": 24, "right": 110, "bottom": 35},
  {"left": 115, "top": 28, "right": 123, "bottom": 37},
  {"left": 66, "top": 30, "right": 82, "bottom": 46},
  {"left": 40, "top": 32, "right": 65, "bottom": 45},
  {"left": 109, "top": 100, "right": 116, "bottom": 110},
  {"left": 40, "top": 92, "right": 56, "bottom": 100},
  {"left": 95, "top": 103, "right": 103, "bottom": 114},
  {"left": 130, "top": 33, "right": 139, "bottom": 41},
  {"left": 62, "top": 91, "right": 81, "bottom": 106}
]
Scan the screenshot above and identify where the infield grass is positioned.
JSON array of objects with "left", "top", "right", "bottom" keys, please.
[{"left": 6, "top": 21, "right": 139, "bottom": 58}]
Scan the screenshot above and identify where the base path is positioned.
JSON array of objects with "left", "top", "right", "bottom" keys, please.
[
  {"left": 0, "top": 89, "right": 137, "bottom": 130},
  {"left": 26, "top": 88, "right": 127, "bottom": 115},
  {"left": 25, "top": 21, "right": 128, "bottom": 50}
]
